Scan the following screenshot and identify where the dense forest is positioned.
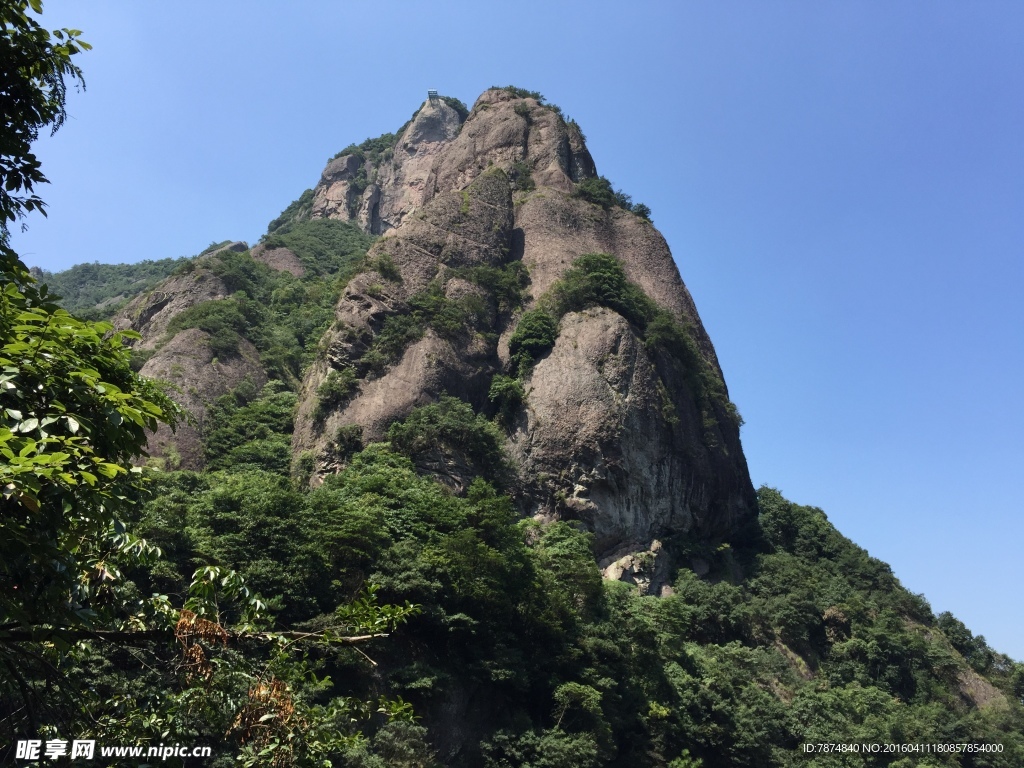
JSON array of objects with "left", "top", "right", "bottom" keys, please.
[
  {"left": 2, "top": 3, "right": 1023, "bottom": 766},
  {"left": 13, "top": 212, "right": 1024, "bottom": 768}
]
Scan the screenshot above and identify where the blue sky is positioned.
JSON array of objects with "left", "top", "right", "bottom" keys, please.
[{"left": 16, "top": 2, "right": 1024, "bottom": 659}]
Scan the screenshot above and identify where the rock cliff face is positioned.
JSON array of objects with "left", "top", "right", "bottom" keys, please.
[
  {"left": 112, "top": 253, "right": 266, "bottom": 469},
  {"left": 116, "top": 88, "right": 754, "bottom": 587},
  {"left": 293, "top": 88, "right": 757, "bottom": 589}
]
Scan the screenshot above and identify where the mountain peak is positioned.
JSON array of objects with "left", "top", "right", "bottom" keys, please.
[{"left": 309, "top": 88, "right": 597, "bottom": 236}]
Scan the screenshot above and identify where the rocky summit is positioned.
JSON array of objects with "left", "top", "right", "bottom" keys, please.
[{"left": 114, "top": 88, "right": 756, "bottom": 592}]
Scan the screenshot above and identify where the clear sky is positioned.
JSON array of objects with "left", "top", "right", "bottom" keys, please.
[{"left": 15, "top": 2, "right": 1024, "bottom": 659}]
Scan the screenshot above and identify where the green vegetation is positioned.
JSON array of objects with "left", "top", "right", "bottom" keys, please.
[
  {"left": 573, "top": 176, "right": 652, "bottom": 221},
  {"left": 488, "top": 374, "right": 525, "bottom": 427},
  {"left": 99, "top": 427, "right": 1024, "bottom": 766},
  {"left": 511, "top": 160, "right": 536, "bottom": 192},
  {"left": 508, "top": 308, "right": 558, "bottom": 376},
  {"left": 373, "top": 252, "right": 402, "bottom": 281},
  {"left": 262, "top": 218, "right": 376, "bottom": 277},
  {"left": 204, "top": 380, "right": 297, "bottom": 473},
  {"left": 37, "top": 257, "right": 189, "bottom": 316},
  {"left": 165, "top": 297, "right": 252, "bottom": 357},
  {"left": 439, "top": 95, "right": 470, "bottom": 122},
  {"left": 493, "top": 85, "right": 565, "bottom": 119},
  {"left": 388, "top": 396, "right": 511, "bottom": 487},
  {"left": 332, "top": 131, "right": 398, "bottom": 166},
  {"left": 267, "top": 188, "right": 315, "bottom": 235},
  {"left": 315, "top": 367, "right": 358, "bottom": 422},
  {"left": 548, "top": 253, "right": 739, "bottom": 431},
  {"left": 361, "top": 260, "right": 528, "bottom": 374},
  {"left": 495, "top": 85, "right": 546, "bottom": 102},
  {"left": 0, "top": 0, "right": 89, "bottom": 244},
  {"left": 6, "top": 12, "right": 1021, "bottom": 762}
]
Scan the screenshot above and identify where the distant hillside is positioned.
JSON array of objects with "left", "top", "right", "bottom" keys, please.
[{"left": 35, "top": 254, "right": 196, "bottom": 318}]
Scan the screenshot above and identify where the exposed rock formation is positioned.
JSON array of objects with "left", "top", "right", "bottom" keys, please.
[
  {"left": 292, "top": 168, "right": 514, "bottom": 469},
  {"left": 115, "top": 87, "right": 754, "bottom": 591},
  {"left": 250, "top": 243, "right": 305, "bottom": 277},
  {"left": 111, "top": 269, "right": 231, "bottom": 350},
  {"left": 138, "top": 329, "right": 266, "bottom": 470},
  {"left": 293, "top": 88, "right": 757, "bottom": 590},
  {"left": 112, "top": 261, "right": 267, "bottom": 469}
]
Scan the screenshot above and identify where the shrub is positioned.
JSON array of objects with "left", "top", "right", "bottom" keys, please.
[
  {"left": 495, "top": 85, "right": 545, "bottom": 102},
  {"left": 511, "top": 160, "right": 535, "bottom": 192},
  {"left": 263, "top": 218, "right": 376, "bottom": 278},
  {"left": 363, "top": 314, "right": 424, "bottom": 372},
  {"left": 38, "top": 256, "right": 190, "bottom": 315},
  {"left": 266, "top": 188, "right": 314, "bottom": 235},
  {"left": 363, "top": 280, "right": 494, "bottom": 372},
  {"left": 203, "top": 380, "right": 297, "bottom": 470},
  {"left": 450, "top": 261, "right": 529, "bottom": 314},
  {"left": 439, "top": 96, "right": 469, "bottom": 122},
  {"left": 572, "top": 176, "right": 651, "bottom": 220},
  {"left": 488, "top": 375, "right": 525, "bottom": 428},
  {"left": 508, "top": 309, "right": 558, "bottom": 376},
  {"left": 165, "top": 298, "right": 250, "bottom": 357},
  {"left": 572, "top": 176, "right": 618, "bottom": 209},
  {"left": 552, "top": 253, "right": 653, "bottom": 329},
  {"left": 374, "top": 253, "right": 402, "bottom": 282},
  {"left": 330, "top": 131, "right": 398, "bottom": 165},
  {"left": 314, "top": 367, "right": 358, "bottom": 422},
  {"left": 332, "top": 424, "right": 364, "bottom": 462},
  {"left": 388, "top": 396, "right": 510, "bottom": 486}
]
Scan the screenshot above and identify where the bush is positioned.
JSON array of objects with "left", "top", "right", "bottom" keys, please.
[
  {"left": 374, "top": 253, "right": 402, "bottom": 282},
  {"left": 266, "top": 188, "right": 314, "bottom": 235},
  {"left": 450, "top": 261, "right": 529, "bottom": 315},
  {"left": 488, "top": 375, "right": 525, "bottom": 428},
  {"left": 203, "top": 380, "right": 297, "bottom": 470},
  {"left": 552, "top": 253, "right": 653, "bottom": 329},
  {"left": 495, "top": 85, "right": 545, "bottom": 102},
  {"left": 572, "top": 176, "right": 651, "bottom": 220},
  {"left": 388, "top": 396, "right": 510, "bottom": 486},
  {"left": 511, "top": 160, "right": 535, "bottom": 192},
  {"left": 571, "top": 177, "right": 618, "bottom": 209},
  {"left": 508, "top": 309, "right": 558, "bottom": 376},
  {"left": 439, "top": 96, "right": 469, "bottom": 122},
  {"left": 263, "top": 218, "right": 376, "bottom": 278},
  {"left": 363, "top": 279, "right": 497, "bottom": 372},
  {"left": 38, "top": 257, "right": 190, "bottom": 316},
  {"left": 330, "top": 131, "right": 398, "bottom": 165},
  {"left": 314, "top": 367, "right": 357, "bottom": 422},
  {"left": 332, "top": 424, "right": 364, "bottom": 462},
  {"left": 165, "top": 298, "right": 250, "bottom": 357}
]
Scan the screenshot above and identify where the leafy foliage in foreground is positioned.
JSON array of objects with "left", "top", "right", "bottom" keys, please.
[
  {"left": 111, "top": 420, "right": 1024, "bottom": 766},
  {"left": 0, "top": 258, "right": 179, "bottom": 632},
  {"left": 0, "top": 0, "right": 90, "bottom": 243}
]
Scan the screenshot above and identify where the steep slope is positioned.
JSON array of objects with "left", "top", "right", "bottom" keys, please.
[{"left": 293, "top": 88, "right": 756, "bottom": 588}]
